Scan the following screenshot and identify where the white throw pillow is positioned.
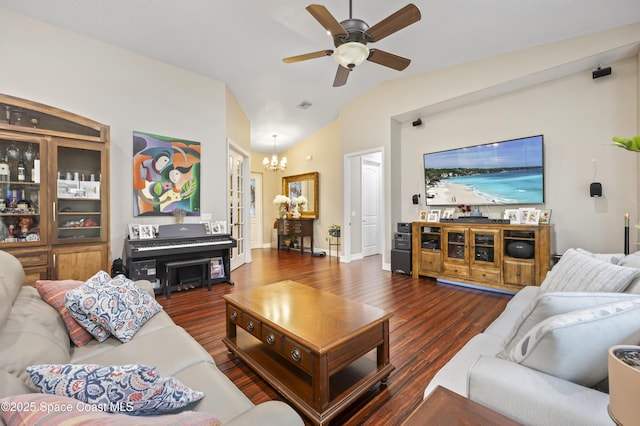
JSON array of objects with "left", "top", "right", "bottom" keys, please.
[
  {"left": 497, "top": 292, "right": 640, "bottom": 358},
  {"left": 506, "top": 298, "right": 640, "bottom": 387},
  {"left": 540, "top": 248, "right": 640, "bottom": 293}
]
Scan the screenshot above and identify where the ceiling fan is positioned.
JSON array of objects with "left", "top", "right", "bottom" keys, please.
[{"left": 283, "top": 1, "right": 421, "bottom": 87}]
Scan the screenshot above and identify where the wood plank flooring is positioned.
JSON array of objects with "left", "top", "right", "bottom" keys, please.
[{"left": 157, "top": 249, "right": 512, "bottom": 425}]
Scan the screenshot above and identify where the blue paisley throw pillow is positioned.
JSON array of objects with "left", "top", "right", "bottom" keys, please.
[
  {"left": 27, "top": 364, "right": 205, "bottom": 416},
  {"left": 65, "top": 272, "right": 162, "bottom": 343}
]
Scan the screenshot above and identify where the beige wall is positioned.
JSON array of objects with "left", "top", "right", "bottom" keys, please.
[
  {"left": 251, "top": 121, "right": 342, "bottom": 252},
  {"left": 225, "top": 86, "right": 250, "bottom": 153},
  {"left": 0, "top": 9, "right": 235, "bottom": 260},
  {"left": 338, "top": 22, "right": 640, "bottom": 264}
]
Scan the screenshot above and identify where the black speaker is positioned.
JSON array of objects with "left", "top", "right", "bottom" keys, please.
[
  {"left": 592, "top": 67, "right": 612, "bottom": 79},
  {"left": 507, "top": 241, "right": 534, "bottom": 259},
  {"left": 391, "top": 249, "right": 412, "bottom": 275},
  {"left": 412, "top": 118, "right": 422, "bottom": 127},
  {"left": 590, "top": 182, "right": 602, "bottom": 197}
]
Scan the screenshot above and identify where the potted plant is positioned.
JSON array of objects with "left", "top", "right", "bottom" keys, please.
[{"left": 328, "top": 224, "right": 340, "bottom": 238}]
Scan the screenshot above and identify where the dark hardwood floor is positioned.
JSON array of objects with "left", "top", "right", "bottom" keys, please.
[{"left": 157, "top": 249, "right": 512, "bottom": 425}]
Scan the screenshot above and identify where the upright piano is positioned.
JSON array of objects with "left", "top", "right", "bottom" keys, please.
[{"left": 124, "top": 223, "right": 237, "bottom": 295}]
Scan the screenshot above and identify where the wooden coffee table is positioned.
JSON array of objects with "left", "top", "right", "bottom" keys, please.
[{"left": 222, "top": 280, "right": 394, "bottom": 425}]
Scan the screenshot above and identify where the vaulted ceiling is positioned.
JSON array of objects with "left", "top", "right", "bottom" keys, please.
[{"left": 1, "top": 1, "right": 639, "bottom": 153}]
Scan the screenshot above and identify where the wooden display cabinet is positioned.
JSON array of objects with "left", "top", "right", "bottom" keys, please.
[
  {"left": 412, "top": 221, "right": 551, "bottom": 293},
  {"left": 0, "top": 93, "right": 110, "bottom": 285}
]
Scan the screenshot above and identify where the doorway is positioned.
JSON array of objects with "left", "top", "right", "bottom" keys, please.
[
  {"left": 228, "top": 145, "right": 248, "bottom": 270},
  {"left": 343, "top": 149, "right": 383, "bottom": 263}
]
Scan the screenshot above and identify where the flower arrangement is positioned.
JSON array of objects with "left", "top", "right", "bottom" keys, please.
[
  {"left": 273, "top": 194, "right": 291, "bottom": 218},
  {"left": 173, "top": 207, "right": 187, "bottom": 223},
  {"left": 292, "top": 195, "right": 307, "bottom": 207},
  {"left": 457, "top": 204, "right": 471, "bottom": 215}
]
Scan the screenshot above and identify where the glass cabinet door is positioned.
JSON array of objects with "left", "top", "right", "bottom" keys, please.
[
  {"left": 470, "top": 229, "right": 500, "bottom": 268},
  {"left": 0, "top": 134, "right": 45, "bottom": 246},
  {"left": 52, "top": 141, "right": 106, "bottom": 244},
  {"left": 444, "top": 228, "right": 467, "bottom": 262}
]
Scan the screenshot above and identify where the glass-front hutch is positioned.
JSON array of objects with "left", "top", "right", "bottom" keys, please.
[{"left": 0, "top": 93, "right": 110, "bottom": 284}]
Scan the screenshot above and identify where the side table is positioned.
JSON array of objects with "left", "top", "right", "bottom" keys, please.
[
  {"left": 401, "top": 386, "right": 521, "bottom": 426},
  {"left": 328, "top": 234, "right": 340, "bottom": 263}
]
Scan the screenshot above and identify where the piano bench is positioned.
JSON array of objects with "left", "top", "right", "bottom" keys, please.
[{"left": 161, "top": 258, "right": 211, "bottom": 299}]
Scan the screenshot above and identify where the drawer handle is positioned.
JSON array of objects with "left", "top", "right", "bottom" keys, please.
[
  {"left": 246, "top": 320, "right": 254, "bottom": 331},
  {"left": 230, "top": 311, "right": 237, "bottom": 321},
  {"left": 290, "top": 348, "right": 302, "bottom": 362},
  {"left": 266, "top": 333, "right": 276, "bottom": 345}
]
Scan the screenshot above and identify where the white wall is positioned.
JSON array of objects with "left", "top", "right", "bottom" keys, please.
[
  {"left": 0, "top": 9, "right": 229, "bottom": 260},
  {"left": 340, "top": 23, "right": 640, "bottom": 263},
  {"left": 400, "top": 57, "right": 638, "bottom": 253}
]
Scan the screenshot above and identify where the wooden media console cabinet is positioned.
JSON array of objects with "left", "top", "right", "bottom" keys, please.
[{"left": 412, "top": 221, "right": 552, "bottom": 293}]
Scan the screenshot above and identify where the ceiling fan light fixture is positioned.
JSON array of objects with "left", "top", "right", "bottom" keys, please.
[{"left": 333, "top": 42, "right": 369, "bottom": 69}]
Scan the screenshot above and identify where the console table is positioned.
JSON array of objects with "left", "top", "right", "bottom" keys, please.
[{"left": 276, "top": 218, "right": 314, "bottom": 255}]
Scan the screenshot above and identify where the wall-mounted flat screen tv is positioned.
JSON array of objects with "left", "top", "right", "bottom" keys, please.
[{"left": 424, "top": 135, "right": 544, "bottom": 206}]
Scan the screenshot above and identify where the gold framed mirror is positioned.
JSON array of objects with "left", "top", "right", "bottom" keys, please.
[{"left": 282, "top": 172, "right": 319, "bottom": 219}]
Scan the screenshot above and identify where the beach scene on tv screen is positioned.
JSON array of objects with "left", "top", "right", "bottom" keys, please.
[{"left": 424, "top": 136, "right": 543, "bottom": 206}]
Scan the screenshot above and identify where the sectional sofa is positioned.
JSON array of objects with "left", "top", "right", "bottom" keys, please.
[
  {"left": 0, "top": 250, "right": 303, "bottom": 425},
  {"left": 424, "top": 248, "right": 640, "bottom": 425}
]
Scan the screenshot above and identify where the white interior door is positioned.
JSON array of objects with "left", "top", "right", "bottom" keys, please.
[
  {"left": 250, "top": 173, "right": 263, "bottom": 249},
  {"left": 228, "top": 147, "right": 246, "bottom": 270},
  {"left": 362, "top": 158, "right": 380, "bottom": 257}
]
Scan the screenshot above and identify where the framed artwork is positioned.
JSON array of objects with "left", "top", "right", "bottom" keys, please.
[
  {"left": 139, "top": 224, "right": 154, "bottom": 239},
  {"left": 526, "top": 209, "right": 540, "bottom": 225},
  {"left": 419, "top": 210, "right": 428, "bottom": 221},
  {"left": 504, "top": 209, "right": 519, "bottom": 224},
  {"left": 128, "top": 224, "right": 140, "bottom": 240},
  {"left": 427, "top": 210, "right": 441, "bottom": 223},
  {"left": 518, "top": 208, "right": 534, "bottom": 224},
  {"left": 210, "top": 257, "right": 225, "bottom": 279},
  {"left": 539, "top": 209, "right": 552, "bottom": 225},
  {"left": 442, "top": 208, "right": 455, "bottom": 219},
  {"left": 212, "top": 220, "right": 227, "bottom": 234},
  {"left": 200, "top": 221, "right": 211, "bottom": 234},
  {"left": 132, "top": 131, "right": 201, "bottom": 217}
]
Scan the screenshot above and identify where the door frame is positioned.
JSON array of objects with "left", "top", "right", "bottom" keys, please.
[
  {"left": 228, "top": 139, "right": 251, "bottom": 266},
  {"left": 343, "top": 147, "right": 385, "bottom": 266},
  {"left": 361, "top": 155, "right": 382, "bottom": 257}
]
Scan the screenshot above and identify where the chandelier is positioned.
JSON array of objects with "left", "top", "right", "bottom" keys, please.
[{"left": 263, "top": 134, "right": 287, "bottom": 172}]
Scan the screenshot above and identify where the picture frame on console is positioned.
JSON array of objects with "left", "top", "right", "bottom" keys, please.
[
  {"left": 200, "top": 221, "right": 211, "bottom": 234},
  {"left": 539, "top": 209, "right": 552, "bottom": 224},
  {"left": 419, "top": 210, "right": 428, "bottom": 221},
  {"left": 128, "top": 224, "right": 140, "bottom": 240},
  {"left": 504, "top": 209, "right": 519, "bottom": 224},
  {"left": 427, "top": 210, "right": 441, "bottom": 223},
  {"left": 442, "top": 208, "right": 455, "bottom": 219},
  {"left": 139, "top": 224, "right": 154, "bottom": 239}
]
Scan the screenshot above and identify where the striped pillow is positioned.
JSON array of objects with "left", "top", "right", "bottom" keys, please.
[
  {"left": 0, "top": 393, "right": 221, "bottom": 426},
  {"left": 36, "top": 280, "right": 92, "bottom": 347},
  {"left": 541, "top": 249, "right": 640, "bottom": 293}
]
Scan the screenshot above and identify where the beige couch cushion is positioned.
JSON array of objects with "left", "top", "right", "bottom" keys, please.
[
  {"left": 506, "top": 297, "right": 640, "bottom": 387},
  {"left": 0, "top": 250, "right": 25, "bottom": 327},
  {"left": 0, "top": 287, "right": 71, "bottom": 383}
]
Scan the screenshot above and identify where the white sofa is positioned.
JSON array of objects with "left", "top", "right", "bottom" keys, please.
[
  {"left": 424, "top": 248, "right": 640, "bottom": 425},
  {"left": 0, "top": 250, "right": 303, "bottom": 425}
]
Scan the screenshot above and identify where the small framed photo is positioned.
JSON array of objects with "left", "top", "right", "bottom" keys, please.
[
  {"left": 128, "top": 224, "right": 140, "bottom": 240},
  {"left": 210, "top": 257, "right": 225, "bottom": 279},
  {"left": 538, "top": 209, "right": 552, "bottom": 225},
  {"left": 150, "top": 224, "right": 159, "bottom": 238},
  {"left": 212, "top": 220, "right": 227, "bottom": 234},
  {"left": 419, "top": 210, "right": 428, "bottom": 221},
  {"left": 427, "top": 210, "right": 441, "bottom": 223},
  {"left": 526, "top": 209, "right": 540, "bottom": 225},
  {"left": 442, "top": 208, "right": 455, "bottom": 219},
  {"left": 504, "top": 209, "right": 519, "bottom": 224},
  {"left": 518, "top": 208, "right": 534, "bottom": 224},
  {"left": 200, "top": 221, "right": 212, "bottom": 234},
  {"left": 139, "top": 224, "right": 154, "bottom": 239}
]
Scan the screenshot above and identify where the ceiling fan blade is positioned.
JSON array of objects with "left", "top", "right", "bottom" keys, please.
[
  {"left": 306, "top": 4, "right": 348, "bottom": 38},
  {"left": 283, "top": 50, "right": 333, "bottom": 64},
  {"left": 333, "top": 65, "right": 350, "bottom": 87},
  {"left": 367, "top": 49, "right": 411, "bottom": 71},
  {"left": 366, "top": 4, "right": 421, "bottom": 42}
]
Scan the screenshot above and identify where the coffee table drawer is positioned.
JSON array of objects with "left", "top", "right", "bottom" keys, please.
[
  {"left": 241, "top": 313, "right": 262, "bottom": 338},
  {"left": 262, "top": 325, "right": 283, "bottom": 351},
  {"left": 227, "top": 304, "right": 242, "bottom": 324},
  {"left": 284, "top": 337, "right": 312, "bottom": 374}
]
